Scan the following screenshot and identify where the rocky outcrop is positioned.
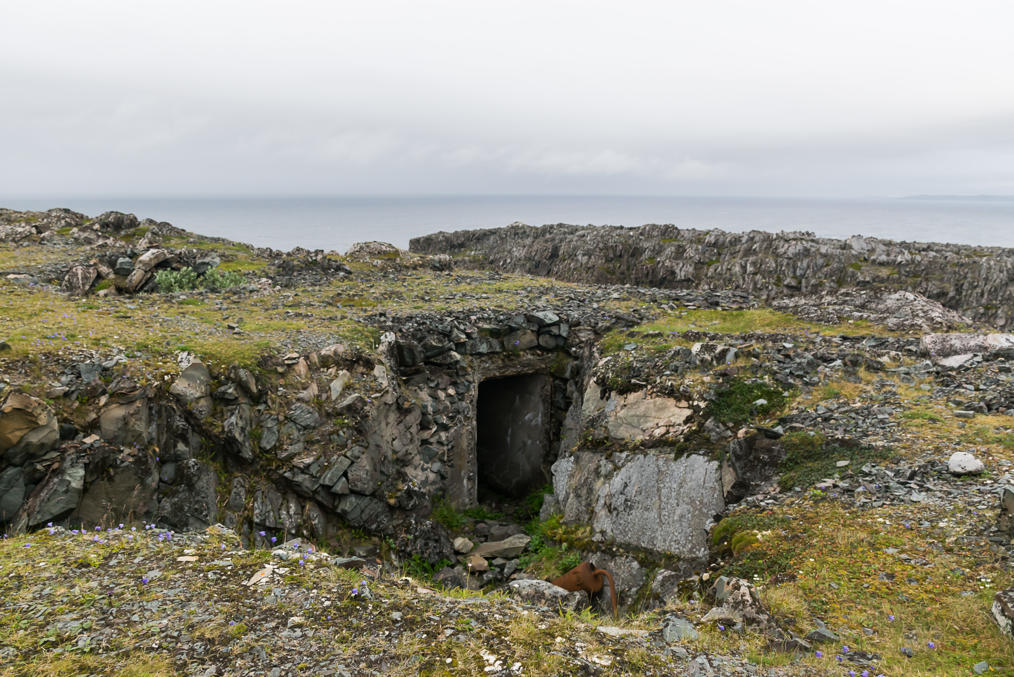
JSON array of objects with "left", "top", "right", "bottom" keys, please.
[
  {"left": 581, "top": 381, "right": 695, "bottom": 441},
  {"left": 772, "top": 289, "right": 972, "bottom": 332},
  {"left": 0, "top": 208, "right": 85, "bottom": 241},
  {"left": 410, "top": 223, "right": 1014, "bottom": 330},
  {"left": 921, "top": 333, "right": 1014, "bottom": 361},
  {"left": 0, "top": 392, "right": 60, "bottom": 466}
]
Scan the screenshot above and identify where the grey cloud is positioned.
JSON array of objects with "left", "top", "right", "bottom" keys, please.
[{"left": 1, "top": 1, "right": 1013, "bottom": 197}]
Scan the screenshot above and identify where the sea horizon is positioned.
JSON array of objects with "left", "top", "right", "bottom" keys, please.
[{"left": 3, "top": 194, "right": 1013, "bottom": 253}]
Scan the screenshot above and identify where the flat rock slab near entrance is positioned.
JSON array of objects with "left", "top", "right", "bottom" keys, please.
[{"left": 552, "top": 450, "right": 724, "bottom": 559}]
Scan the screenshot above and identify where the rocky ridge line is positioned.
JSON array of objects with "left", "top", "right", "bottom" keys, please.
[{"left": 410, "top": 223, "right": 1014, "bottom": 330}]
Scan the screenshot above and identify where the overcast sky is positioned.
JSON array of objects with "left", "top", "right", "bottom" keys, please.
[{"left": 2, "top": 1, "right": 1013, "bottom": 198}]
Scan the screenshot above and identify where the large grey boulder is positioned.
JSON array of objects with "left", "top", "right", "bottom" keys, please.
[
  {"left": 509, "top": 579, "right": 588, "bottom": 613},
  {"left": 345, "top": 241, "right": 401, "bottom": 260},
  {"left": 553, "top": 450, "right": 723, "bottom": 559},
  {"left": 94, "top": 211, "right": 139, "bottom": 232},
  {"left": 948, "top": 451, "right": 985, "bottom": 476}
]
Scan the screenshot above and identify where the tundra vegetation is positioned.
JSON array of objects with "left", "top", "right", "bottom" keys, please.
[{"left": 1, "top": 210, "right": 1012, "bottom": 676}]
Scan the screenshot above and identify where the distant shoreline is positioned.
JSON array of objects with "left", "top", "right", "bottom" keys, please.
[{"left": 2, "top": 194, "right": 1013, "bottom": 251}]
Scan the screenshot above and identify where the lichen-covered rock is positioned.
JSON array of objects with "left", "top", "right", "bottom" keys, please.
[
  {"left": 921, "top": 333, "right": 1014, "bottom": 360},
  {"left": 582, "top": 381, "right": 694, "bottom": 441},
  {"left": 772, "top": 289, "right": 972, "bottom": 331},
  {"left": 702, "top": 576, "right": 775, "bottom": 631},
  {"left": 94, "top": 211, "right": 139, "bottom": 232},
  {"left": 993, "top": 589, "right": 1014, "bottom": 638},
  {"left": 948, "top": 451, "right": 985, "bottom": 476},
  {"left": 124, "top": 248, "right": 172, "bottom": 292},
  {"left": 509, "top": 579, "right": 589, "bottom": 613},
  {"left": 472, "top": 533, "right": 531, "bottom": 559},
  {"left": 345, "top": 241, "right": 401, "bottom": 260},
  {"left": 61, "top": 264, "right": 98, "bottom": 296},
  {"left": 394, "top": 518, "right": 455, "bottom": 566}
]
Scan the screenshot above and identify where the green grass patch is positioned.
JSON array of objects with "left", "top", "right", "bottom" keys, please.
[
  {"left": 777, "top": 431, "right": 895, "bottom": 490},
  {"left": 430, "top": 497, "right": 466, "bottom": 532},
  {"left": 599, "top": 308, "right": 898, "bottom": 356},
  {"left": 218, "top": 257, "right": 267, "bottom": 272},
  {"left": 519, "top": 514, "right": 592, "bottom": 579},
  {"left": 901, "top": 407, "right": 944, "bottom": 424},
  {"left": 708, "top": 378, "right": 789, "bottom": 425},
  {"left": 712, "top": 512, "right": 797, "bottom": 581}
]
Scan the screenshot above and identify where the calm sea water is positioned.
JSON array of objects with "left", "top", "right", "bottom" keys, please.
[{"left": 3, "top": 195, "right": 1013, "bottom": 252}]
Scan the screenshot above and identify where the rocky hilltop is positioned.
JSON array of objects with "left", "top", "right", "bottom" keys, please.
[
  {"left": 2, "top": 208, "right": 1014, "bottom": 676},
  {"left": 410, "top": 223, "right": 1014, "bottom": 330}
]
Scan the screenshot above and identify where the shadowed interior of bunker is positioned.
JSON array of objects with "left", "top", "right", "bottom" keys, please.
[{"left": 475, "top": 373, "right": 553, "bottom": 499}]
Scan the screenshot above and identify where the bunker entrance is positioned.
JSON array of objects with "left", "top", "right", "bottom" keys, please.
[{"left": 476, "top": 373, "right": 552, "bottom": 500}]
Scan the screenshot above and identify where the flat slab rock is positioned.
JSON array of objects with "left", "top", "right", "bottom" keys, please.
[
  {"left": 596, "top": 625, "right": 649, "bottom": 638},
  {"left": 472, "top": 533, "right": 530, "bottom": 559},
  {"left": 553, "top": 450, "right": 723, "bottom": 559}
]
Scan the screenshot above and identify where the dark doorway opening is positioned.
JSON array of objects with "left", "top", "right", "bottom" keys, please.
[{"left": 476, "top": 374, "right": 551, "bottom": 500}]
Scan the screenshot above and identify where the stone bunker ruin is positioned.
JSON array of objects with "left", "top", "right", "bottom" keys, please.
[{"left": 382, "top": 310, "right": 586, "bottom": 512}]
